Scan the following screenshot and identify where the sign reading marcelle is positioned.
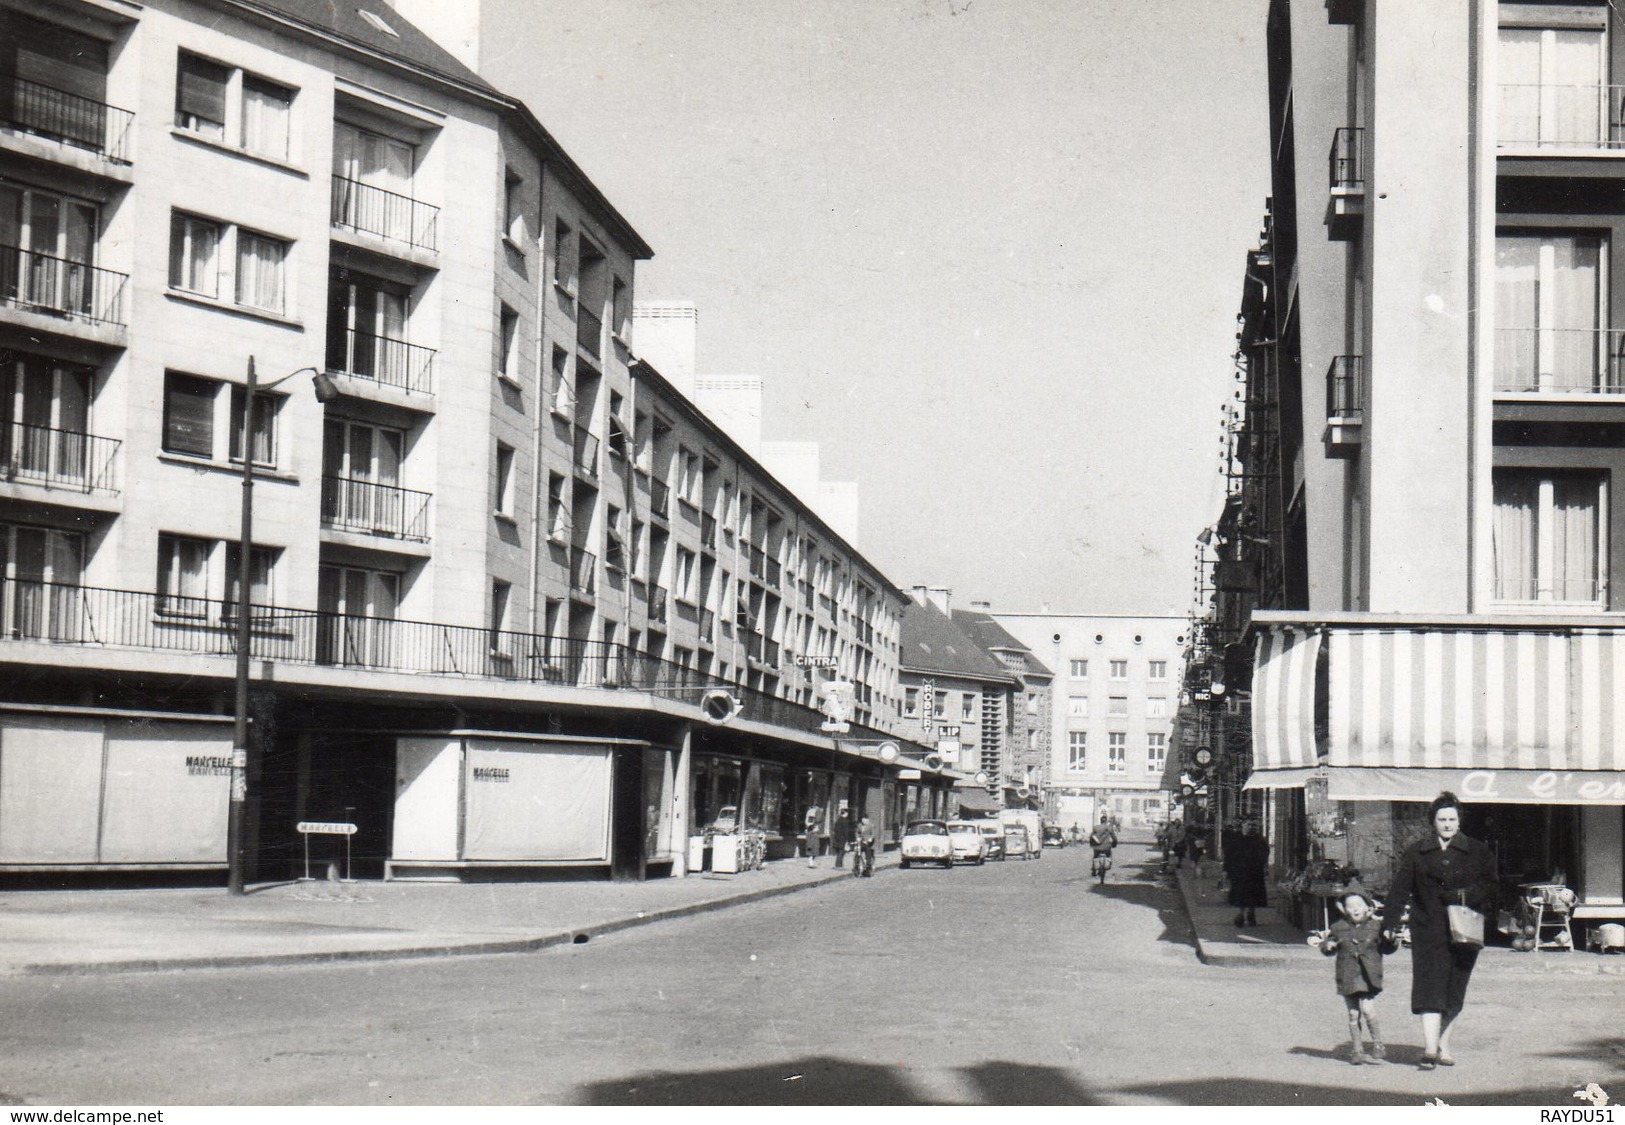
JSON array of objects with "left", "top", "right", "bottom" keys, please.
[{"left": 297, "top": 822, "right": 358, "bottom": 835}]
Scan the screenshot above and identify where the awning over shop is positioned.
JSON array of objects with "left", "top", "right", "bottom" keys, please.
[
  {"left": 954, "top": 787, "right": 1002, "bottom": 814},
  {"left": 1241, "top": 767, "right": 1319, "bottom": 791},
  {"left": 1247, "top": 627, "right": 1322, "bottom": 785},
  {"left": 1326, "top": 765, "right": 1625, "bottom": 805}
]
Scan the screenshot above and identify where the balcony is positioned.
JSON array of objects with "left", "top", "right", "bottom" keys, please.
[
  {"left": 649, "top": 478, "right": 671, "bottom": 523},
  {"left": 2, "top": 422, "right": 119, "bottom": 495},
  {"left": 1, "top": 244, "right": 127, "bottom": 329},
  {"left": 1493, "top": 328, "right": 1625, "bottom": 397},
  {"left": 320, "top": 476, "right": 432, "bottom": 541},
  {"left": 647, "top": 585, "right": 668, "bottom": 625},
  {"left": 2, "top": 77, "right": 133, "bottom": 165},
  {"left": 571, "top": 425, "right": 599, "bottom": 480},
  {"left": 1327, "top": 127, "right": 1364, "bottom": 241},
  {"left": 576, "top": 305, "right": 602, "bottom": 359},
  {"left": 1498, "top": 83, "right": 1625, "bottom": 151},
  {"left": 1324, "top": 354, "right": 1364, "bottom": 450},
  {"left": 330, "top": 176, "right": 439, "bottom": 253},
  {"left": 569, "top": 545, "right": 597, "bottom": 597},
  {"left": 326, "top": 329, "right": 435, "bottom": 396}
]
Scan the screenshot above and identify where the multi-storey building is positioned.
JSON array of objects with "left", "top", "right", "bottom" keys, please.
[
  {"left": 993, "top": 612, "right": 1185, "bottom": 830},
  {"left": 954, "top": 603, "right": 1053, "bottom": 810},
  {"left": 0, "top": 0, "right": 929, "bottom": 884},
  {"left": 1236, "top": 0, "right": 1625, "bottom": 924}
]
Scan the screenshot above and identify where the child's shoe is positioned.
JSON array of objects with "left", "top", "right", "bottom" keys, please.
[
  {"left": 1349, "top": 1047, "right": 1372, "bottom": 1065},
  {"left": 1368, "top": 1041, "right": 1386, "bottom": 1061}
]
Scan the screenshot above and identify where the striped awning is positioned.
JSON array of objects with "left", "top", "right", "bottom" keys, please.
[{"left": 1248, "top": 628, "right": 1322, "bottom": 775}]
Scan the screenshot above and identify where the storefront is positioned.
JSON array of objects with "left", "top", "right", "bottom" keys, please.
[
  {"left": 1245, "top": 618, "right": 1625, "bottom": 928},
  {"left": 0, "top": 704, "right": 234, "bottom": 872}
]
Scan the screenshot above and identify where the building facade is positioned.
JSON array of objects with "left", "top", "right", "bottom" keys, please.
[
  {"left": 0, "top": 0, "right": 933, "bottom": 883},
  {"left": 1233, "top": 0, "right": 1625, "bottom": 927},
  {"left": 992, "top": 613, "right": 1185, "bottom": 830}
]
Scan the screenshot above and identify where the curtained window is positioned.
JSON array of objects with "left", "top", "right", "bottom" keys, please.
[
  {"left": 235, "top": 230, "right": 285, "bottom": 313},
  {"left": 1493, "top": 470, "right": 1605, "bottom": 604},
  {"left": 1495, "top": 233, "right": 1605, "bottom": 392},
  {"left": 241, "top": 77, "right": 292, "bottom": 160},
  {"left": 168, "top": 213, "right": 220, "bottom": 297},
  {"left": 175, "top": 54, "right": 228, "bottom": 139}
]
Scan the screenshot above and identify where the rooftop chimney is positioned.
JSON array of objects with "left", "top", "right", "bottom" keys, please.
[{"left": 909, "top": 585, "right": 952, "bottom": 615}]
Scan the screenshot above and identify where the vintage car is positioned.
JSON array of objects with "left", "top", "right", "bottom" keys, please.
[
  {"left": 1042, "top": 824, "right": 1067, "bottom": 848},
  {"left": 1003, "top": 824, "right": 1032, "bottom": 860},
  {"left": 946, "top": 821, "right": 989, "bottom": 865},
  {"left": 900, "top": 819, "right": 953, "bottom": 869},
  {"left": 980, "top": 822, "right": 1005, "bottom": 861}
]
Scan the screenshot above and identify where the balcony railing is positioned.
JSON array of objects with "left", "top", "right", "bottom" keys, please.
[
  {"left": 1491, "top": 575, "right": 1606, "bottom": 605},
  {"left": 649, "top": 478, "right": 671, "bottom": 521},
  {"left": 1494, "top": 328, "right": 1625, "bottom": 394},
  {"left": 647, "top": 585, "right": 669, "bottom": 625},
  {"left": 1, "top": 422, "right": 119, "bottom": 494},
  {"left": 330, "top": 176, "right": 439, "bottom": 251},
  {"left": 3, "top": 77, "right": 134, "bottom": 163},
  {"left": 326, "top": 329, "right": 436, "bottom": 395},
  {"left": 576, "top": 305, "right": 602, "bottom": 358},
  {"left": 570, "top": 545, "right": 597, "bottom": 597},
  {"left": 0, "top": 244, "right": 127, "bottom": 327},
  {"left": 320, "top": 476, "right": 432, "bottom": 541},
  {"left": 1498, "top": 83, "right": 1625, "bottom": 149},
  {"left": 1326, "top": 355, "right": 1364, "bottom": 417},
  {"left": 572, "top": 425, "right": 599, "bottom": 478},
  {"left": 0, "top": 578, "right": 911, "bottom": 740},
  {"left": 1329, "top": 126, "right": 1364, "bottom": 188}
]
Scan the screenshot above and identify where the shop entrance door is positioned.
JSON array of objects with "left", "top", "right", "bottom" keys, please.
[{"left": 611, "top": 745, "right": 646, "bottom": 882}]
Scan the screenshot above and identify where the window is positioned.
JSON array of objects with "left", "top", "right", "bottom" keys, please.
[
  {"left": 676, "top": 547, "right": 697, "bottom": 602},
  {"left": 905, "top": 687, "right": 919, "bottom": 717},
  {"left": 156, "top": 534, "right": 211, "bottom": 618},
  {"left": 630, "top": 519, "right": 645, "bottom": 578},
  {"left": 1108, "top": 732, "right": 1126, "bottom": 774},
  {"left": 612, "top": 276, "right": 629, "bottom": 339},
  {"left": 1069, "top": 659, "right": 1087, "bottom": 678},
  {"left": 605, "top": 505, "right": 626, "bottom": 571},
  {"left": 176, "top": 53, "right": 294, "bottom": 161},
  {"left": 1109, "top": 659, "right": 1128, "bottom": 680},
  {"left": 228, "top": 384, "right": 276, "bottom": 467},
  {"left": 679, "top": 448, "right": 701, "bottom": 504},
  {"left": 1148, "top": 660, "right": 1167, "bottom": 680},
  {"left": 1495, "top": 233, "right": 1607, "bottom": 393},
  {"left": 497, "top": 304, "right": 519, "bottom": 380},
  {"left": 169, "top": 213, "right": 221, "bottom": 297},
  {"left": 1492, "top": 469, "right": 1606, "bottom": 604},
  {"left": 933, "top": 693, "right": 946, "bottom": 718},
  {"left": 493, "top": 442, "right": 515, "bottom": 516},
  {"left": 961, "top": 693, "right": 975, "bottom": 720},
  {"left": 1146, "top": 697, "right": 1168, "bottom": 719},
  {"left": 550, "top": 347, "right": 573, "bottom": 416},
  {"left": 1067, "top": 731, "right": 1087, "bottom": 773},
  {"left": 1498, "top": 12, "right": 1607, "bottom": 147},
  {"left": 162, "top": 372, "right": 278, "bottom": 467},
  {"left": 504, "top": 168, "right": 525, "bottom": 242},
  {"left": 331, "top": 123, "right": 421, "bottom": 245},
  {"left": 547, "top": 473, "right": 568, "bottom": 541},
  {"left": 1147, "top": 732, "right": 1168, "bottom": 774},
  {"left": 327, "top": 268, "right": 412, "bottom": 385},
  {"left": 489, "top": 580, "right": 511, "bottom": 652},
  {"left": 0, "top": 184, "right": 99, "bottom": 317},
  {"left": 224, "top": 541, "right": 276, "bottom": 617},
  {"left": 235, "top": 230, "right": 287, "bottom": 313},
  {"left": 1067, "top": 695, "right": 1089, "bottom": 718},
  {"left": 553, "top": 219, "right": 573, "bottom": 289},
  {"left": 1107, "top": 696, "right": 1128, "bottom": 718}
]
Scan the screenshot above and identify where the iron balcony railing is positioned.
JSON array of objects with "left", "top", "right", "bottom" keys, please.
[
  {"left": 649, "top": 478, "right": 671, "bottom": 521},
  {"left": 0, "top": 578, "right": 911, "bottom": 739},
  {"left": 1329, "top": 126, "right": 1364, "bottom": 189},
  {"left": 1494, "top": 328, "right": 1625, "bottom": 394},
  {"left": 1, "top": 422, "right": 119, "bottom": 494},
  {"left": 571, "top": 425, "right": 599, "bottom": 478},
  {"left": 3, "top": 77, "right": 134, "bottom": 163},
  {"left": 576, "top": 305, "right": 602, "bottom": 358},
  {"left": 0, "top": 244, "right": 127, "bottom": 327},
  {"left": 647, "top": 585, "right": 669, "bottom": 624},
  {"left": 1326, "top": 355, "right": 1365, "bottom": 418},
  {"left": 1498, "top": 83, "right": 1625, "bottom": 149},
  {"left": 320, "top": 476, "right": 432, "bottom": 541},
  {"left": 569, "top": 545, "right": 597, "bottom": 596},
  {"left": 326, "top": 328, "right": 435, "bottom": 395},
  {"left": 329, "top": 176, "right": 439, "bottom": 252},
  {"left": 1491, "top": 575, "right": 1607, "bottom": 606}
]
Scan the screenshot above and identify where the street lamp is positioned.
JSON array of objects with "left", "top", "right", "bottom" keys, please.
[{"left": 227, "top": 357, "right": 337, "bottom": 895}]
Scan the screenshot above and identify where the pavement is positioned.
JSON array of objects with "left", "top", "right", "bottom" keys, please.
[{"left": 5, "top": 844, "right": 1625, "bottom": 976}]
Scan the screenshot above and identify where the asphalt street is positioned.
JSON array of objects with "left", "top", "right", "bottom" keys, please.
[{"left": 1, "top": 842, "right": 1620, "bottom": 1106}]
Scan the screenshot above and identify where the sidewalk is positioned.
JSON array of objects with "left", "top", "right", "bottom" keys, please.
[
  {"left": 0, "top": 853, "right": 892, "bottom": 976},
  {"left": 1171, "top": 862, "right": 1625, "bottom": 976}
]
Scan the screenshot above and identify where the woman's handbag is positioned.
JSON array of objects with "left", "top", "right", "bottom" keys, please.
[{"left": 1447, "top": 893, "right": 1486, "bottom": 948}]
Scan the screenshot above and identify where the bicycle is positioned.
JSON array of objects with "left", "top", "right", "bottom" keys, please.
[
  {"left": 852, "top": 840, "right": 875, "bottom": 878},
  {"left": 1091, "top": 849, "right": 1113, "bottom": 884}
]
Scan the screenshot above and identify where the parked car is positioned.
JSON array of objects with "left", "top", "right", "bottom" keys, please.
[
  {"left": 980, "top": 823, "right": 1005, "bottom": 861},
  {"left": 946, "top": 821, "right": 989, "bottom": 865},
  {"left": 1042, "top": 824, "right": 1066, "bottom": 848},
  {"left": 900, "top": 819, "right": 953, "bottom": 869},
  {"left": 999, "top": 809, "right": 1044, "bottom": 859},
  {"left": 1003, "top": 824, "right": 1032, "bottom": 860}
]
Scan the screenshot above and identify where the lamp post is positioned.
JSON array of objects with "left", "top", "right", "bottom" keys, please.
[{"left": 227, "top": 357, "right": 336, "bottom": 895}]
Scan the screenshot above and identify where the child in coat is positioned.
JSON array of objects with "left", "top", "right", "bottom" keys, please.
[{"left": 1318, "top": 883, "right": 1389, "bottom": 1065}]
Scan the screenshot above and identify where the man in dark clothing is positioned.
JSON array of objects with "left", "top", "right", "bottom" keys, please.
[{"left": 831, "top": 808, "right": 854, "bottom": 868}]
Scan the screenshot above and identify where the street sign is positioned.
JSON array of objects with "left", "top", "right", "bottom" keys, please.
[
  {"left": 297, "top": 822, "right": 357, "bottom": 835},
  {"left": 899, "top": 768, "right": 922, "bottom": 780},
  {"left": 920, "top": 679, "right": 936, "bottom": 739}
]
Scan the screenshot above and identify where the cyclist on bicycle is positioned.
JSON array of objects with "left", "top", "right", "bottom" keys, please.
[
  {"left": 1089, "top": 815, "right": 1118, "bottom": 880},
  {"left": 853, "top": 816, "right": 877, "bottom": 878}
]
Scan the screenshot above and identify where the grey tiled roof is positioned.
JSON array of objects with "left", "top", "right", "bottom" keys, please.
[
  {"left": 900, "top": 600, "right": 1016, "bottom": 683},
  {"left": 244, "top": 0, "right": 498, "bottom": 94}
]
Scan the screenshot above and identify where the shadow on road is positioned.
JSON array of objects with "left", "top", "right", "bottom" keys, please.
[
  {"left": 1086, "top": 862, "right": 1197, "bottom": 949},
  {"left": 1536, "top": 1035, "right": 1625, "bottom": 1074},
  {"left": 1115, "top": 1076, "right": 1577, "bottom": 1106},
  {"left": 574, "top": 1056, "right": 1105, "bottom": 1105}
]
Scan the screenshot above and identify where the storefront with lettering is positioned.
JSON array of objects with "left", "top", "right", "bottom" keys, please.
[{"left": 0, "top": 704, "right": 235, "bottom": 871}]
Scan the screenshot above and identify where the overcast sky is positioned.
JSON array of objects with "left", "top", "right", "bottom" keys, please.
[{"left": 482, "top": 0, "right": 1271, "bottom": 617}]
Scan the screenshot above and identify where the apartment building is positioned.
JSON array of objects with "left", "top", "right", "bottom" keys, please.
[
  {"left": 954, "top": 603, "right": 1053, "bottom": 809},
  {"left": 993, "top": 613, "right": 1185, "bottom": 830},
  {"left": 1233, "top": 0, "right": 1625, "bottom": 923},
  {"left": 0, "top": 0, "right": 926, "bottom": 884}
]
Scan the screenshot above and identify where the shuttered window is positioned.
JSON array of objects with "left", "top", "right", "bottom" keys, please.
[
  {"left": 162, "top": 372, "right": 214, "bottom": 457},
  {"left": 175, "top": 54, "right": 229, "bottom": 138}
]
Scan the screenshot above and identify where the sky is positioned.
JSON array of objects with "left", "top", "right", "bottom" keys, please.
[{"left": 481, "top": 0, "right": 1271, "bottom": 617}]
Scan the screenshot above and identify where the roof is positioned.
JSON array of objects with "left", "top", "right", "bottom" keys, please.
[
  {"left": 953, "top": 610, "right": 1053, "bottom": 678},
  {"left": 899, "top": 599, "right": 1015, "bottom": 684},
  {"left": 954, "top": 788, "right": 1002, "bottom": 814}
]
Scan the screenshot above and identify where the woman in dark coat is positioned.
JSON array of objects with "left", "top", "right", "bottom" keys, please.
[
  {"left": 1228, "top": 820, "right": 1270, "bottom": 927},
  {"left": 1379, "top": 791, "right": 1497, "bottom": 1070}
]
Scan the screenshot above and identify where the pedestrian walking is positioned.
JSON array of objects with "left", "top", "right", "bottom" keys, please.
[
  {"left": 1318, "top": 882, "right": 1390, "bottom": 1065},
  {"left": 1220, "top": 817, "right": 1243, "bottom": 893},
  {"left": 831, "top": 807, "right": 854, "bottom": 869},
  {"left": 853, "top": 815, "right": 876, "bottom": 877},
  {"left": 1167, "top": 820, "right": 1188, "bottom": 868},
  {"left": 1187, "top": 824, "right": 1209, "bottom": 876},
  {"left": 803, "top": 805, "right": 822, "bottom": 868},
  {"left": 1379, "top": 791, "right": 1497, "bottom": 1071},
  {"left": 1229, "top": 820, "right": 1270, "bottom": 927}
]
